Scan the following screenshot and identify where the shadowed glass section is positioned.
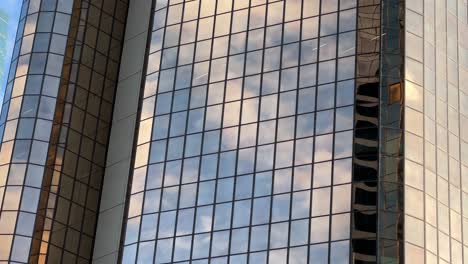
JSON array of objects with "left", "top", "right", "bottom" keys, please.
[
  {"left": 378, "top": 0, "right": 404, "bottom": 262},
  {"left": 349, "top": 0, "right": 382, "bottom": 263}
]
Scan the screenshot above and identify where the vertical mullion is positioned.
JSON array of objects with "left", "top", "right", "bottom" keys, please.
[
  {"left": 421, "top": 0, "right": 427, "bottom": 261},
  {"left": 148, "top": 0, "right": 174, "bottom": 262},
  {"left": 168, "top": 0, "right": 189, "bottom": 262},
  {"left": 444, "top": 0, "right": 452, "bottom": 262},
  {"left": 307, "top": 0, "right": 323, "bottom": 262},
  {"left": 225, "top": 2, "right": 251, "bottom": 263},
  {"left": 455, "top": 0, "right": 464, "bottom": 262},
  {"left": 286, "top": 0, "right": 304, "bottom": 262},
  {"left": 327, "top": 0, "right": 341, "bottom": 263},
  {"left": 265, "top": 0, "right": 287, "bottom": 262},
  {"left": 350, "top": 0, "right": 362, "bottom": 262},
  {"left": 192, "top": 0, "right": 221, "bottom": 261},
  {"left": 185, "top": 0, "right": 205, "bottom": 261},
  {"left": 434, "top": 0, "right": 440, "bottom": 260},
  {"left": 209, "top": 0, "right": 236, "bottom": 262},
  {"left": 246, "top": 0, "right": 269, "bottom": 263}
]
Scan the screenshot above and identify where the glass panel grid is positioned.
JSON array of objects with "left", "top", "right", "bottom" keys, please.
[
  {"left": 123, "top": 0, "right": 358, "bottom": 263},
  {"left": 403, "top": 0, "right": 468, "bottom": 262},
  {"left": 0, "top": 0, "right": 73, "bottom": 261},
  {"left": 0, "top": 0, "right": 128, "bottom": 262}
]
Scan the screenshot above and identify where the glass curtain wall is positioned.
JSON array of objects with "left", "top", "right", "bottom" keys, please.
[
  {"left": 0, "top": 0, "right": 74, "bottom": 261},
  {"left": 122, "top": 0, "right": 359, "bottom": 263},
  {"left": 0, "top": 0, "right": 128, "bottom": 262},
  {"left": 350, "top": 0, "right": 384, "bottom": 262},
  {"left": 30, "top": 0, "right": 128, "bottom": 262},
  {"left": 403, "top": 0, "right": 468, "bottom": 263}
]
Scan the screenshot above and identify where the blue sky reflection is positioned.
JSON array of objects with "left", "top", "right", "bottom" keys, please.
[{"left": 0, "top": 0, "right": 22, "bottom": 111}]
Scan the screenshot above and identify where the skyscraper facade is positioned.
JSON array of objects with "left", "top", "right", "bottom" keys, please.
[
  {"left": 0, "top": 0, "right": 128, "bottom": 262},
  {"left": 401, "top": 0, "right": 468, "bottom": 263},
  {"left": 0, "top": 0, "right": 466, "bottom": 264}
]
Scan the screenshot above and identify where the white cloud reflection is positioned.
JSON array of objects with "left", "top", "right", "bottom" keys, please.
[{"left": 127, "top": 0, "right": 358, "bottom": 261}]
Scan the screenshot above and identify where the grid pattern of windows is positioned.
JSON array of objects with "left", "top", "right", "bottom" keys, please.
[
  {"left": 0, "top": 0, "right": 128, "bottom": 262},
  {"left": 403, "top": 0, "right": 468, "bottom": 263},
  {"left": 0, "top": 0, "right": 73, "bottom": 262},
  {"left": 122, "top": 0, "right": 359, "bottom": 263}
]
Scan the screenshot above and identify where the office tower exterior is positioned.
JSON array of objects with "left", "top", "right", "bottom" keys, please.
[
  {"left": 0, "top": 0, "right": 466, "bottom": 263},
  {"left": 0, "top": 0, "right": 128, "bottom": 262},
  {"left": 402, "top": 0, "right": 468, "bottom": 263}
]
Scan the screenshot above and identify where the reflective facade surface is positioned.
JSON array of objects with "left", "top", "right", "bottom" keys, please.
[
  {"left": 122, "top": 0, "right": 359, "bottom": 262},
  {"left": 350, "top": 0, "right": 384, "bottom": 262},
  {"left": 0, "top": 0, "right": 466, "bottom": 263},
  {"left": 0, "top": 0, "right": 22, "bottom": 105},
  {"left": 403, "top": 0, "right": 468, "bottom": 263},
  {"left": 0, "top": 1, "right": 74, "bottom": 261},
  {"left": 0, "top": 0, "right": 127, "bottom": 262},
  {"left": 377, "top": 0, "right": 404, "bottom": 262}
]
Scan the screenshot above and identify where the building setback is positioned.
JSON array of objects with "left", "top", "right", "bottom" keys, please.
[{"left": 0, "top": 0, "right": 466, "bottom": 263}]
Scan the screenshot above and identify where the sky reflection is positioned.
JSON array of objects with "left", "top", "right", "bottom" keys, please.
[{"left": 0, "top": 0, "right": 22, "bottom": 112}]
